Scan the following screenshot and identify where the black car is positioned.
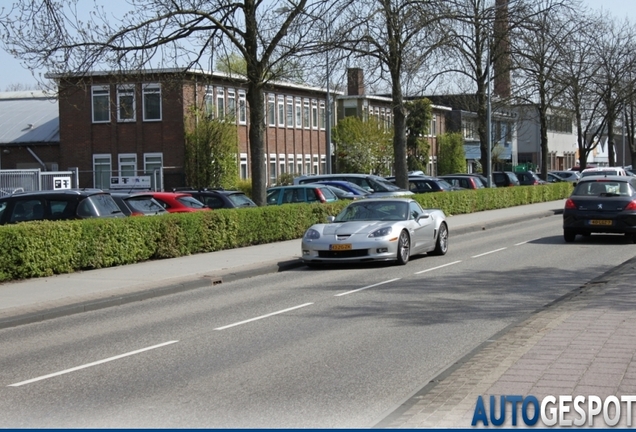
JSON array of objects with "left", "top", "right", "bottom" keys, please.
[
  {"left": 563, "top": 176, "right": 636, "bottom": 243},
  {"left": 516, "top": 171, "right": 546, "bottom": 186},
  {"left": 438, "top": 175, "right": 485, "bottom": 190},
  {"left": 110, "top": 192, "right": 168, "bottom": 216},
  {"left": 0, "top": 189, "right": 124, "bottom": 224},
  {"left": 390, "top": 176, "right": 461, "bottom": 193},
  {"left": 174, "top": 188, "right": 257, "bottom": 209},
  {"left": 490, "top": 171, "right": 520, "bottom": 187}
]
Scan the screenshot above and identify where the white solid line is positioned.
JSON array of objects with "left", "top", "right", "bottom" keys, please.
[
  {"left": 8, "top": 340, "right": 179, "bottom": 387},
  {"left": 472, "top": 247, "right": 507, "bottom": 258},
  {"left": 214, "top": 303, "right": 314, "bottom": 330},
  {"left": 515, "top": 239, "right": 538, "bottom": 246},
  {"left": 335, "top": 278, "right": 401, "bottom": 297},
  {"left": 414, "top": 260, "right": 462, "bottom": 274}
]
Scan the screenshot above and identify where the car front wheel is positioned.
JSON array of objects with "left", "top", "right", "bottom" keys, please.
[
  {"left": 396, "top": 230, "right": 410, "bottom": 265},
  {"left": 564, "top": 229, "right": 576, "bottom": 243}
]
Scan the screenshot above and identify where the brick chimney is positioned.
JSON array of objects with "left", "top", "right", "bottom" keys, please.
[{"left": 347, "top": 68, "right": 365, "bottom": 96}]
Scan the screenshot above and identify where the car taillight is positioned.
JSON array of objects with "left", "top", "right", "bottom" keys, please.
[
  {"left": 131, "top": 212, "right": 144, "bottom": 216},
  {"left": 316, "top": 189, "right": 326, "bottom": 203},
  {"left": 565, "top": 198, "right": 576, "bottom": 209},
  {"left": 625, "top": 201, "right": 636, "bottom": 210}
]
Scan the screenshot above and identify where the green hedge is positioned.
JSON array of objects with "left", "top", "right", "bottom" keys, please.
[{"left": 0, "top": 183, "right": 571, "bottom": 282}]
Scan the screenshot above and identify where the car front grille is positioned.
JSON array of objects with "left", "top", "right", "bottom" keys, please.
[{"left": 318, "top": 249, "right": 369, "bottom": 258}]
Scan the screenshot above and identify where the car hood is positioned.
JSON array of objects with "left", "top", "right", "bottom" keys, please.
[{"left": 319, "top": 220, "right": 398, "bottom": 236}]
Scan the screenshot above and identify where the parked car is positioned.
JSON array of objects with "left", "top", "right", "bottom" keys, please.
[
  {"left": 294, "top": 173, "right": 413, "bottom": 197},
  {"left": 301, "top": 198, "right": 448, "bottom": 266},
  {"left": 130, "top": 192, "right": 210, "bottom": 213},
  {"left": 314, "top": 185, "right": 360, "bottom": 200},
  {"left": 311, "top": 180, "right": 371, "bottom": 199},
  {"left": 438, "top": 175, "right": 485, "bottom": 190},
  {"left": 563, "top": 176, "right": 636, "bottom": 243},
  {"left": 174, "top": 188, "right": 256, "bottom": 209},
  {"left": 447, "top": 173, "right": 493, "bottom": 188},
  {"left": 516, "top": 171, "right": 546, "bottom": 186},
  {"left": 549, "top": 170, "right": 580, "bottom": 182},
  {"left": 0, "top": 189, "right": 124, "bottom": 224},
  {"left": 489, "top": 171, "right": 520, "bottom": 187},
  {"left": 110, "top": 192, "right": 168, "bottom": 216},
  {"left": 390, "top": 176, "right": 461, "bottom": 193},
  {"left": 266, "top": 184, "right": 339, "bottom": 205},
  {"left": 580, "top": 167, "right": 628, "bottom": 178},
  {"left": 547, "top": 173, "right": 566, "bottom": 183}
]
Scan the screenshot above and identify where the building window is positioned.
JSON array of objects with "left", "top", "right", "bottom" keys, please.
[
  {"left": 288, "top": 154, "right": 294, "bottom": 174},
  {"left": 295, "top": 98, "right": 302, "bottom": 128},
  {"left": 269, "top": 154, "right": 277, "bottom": 183},
  {"left": 268, "top": 94, "right": 276, "bottom": 126},
  {"left": 240, "top": 153, "right": 248, "bottom": 179},
  {"left": 93, "top": 154, "right": 111, "bottom": 189},
  {"left": 312, "top": 155, "right": 319, "bottom": 174},
  {"left": 303, "top": 100, "right": 310, "bottom": 129},
  {"left": 144, "top": 153, "right": 163, "bottom": 175},
  {"left": 142, "top": 84, "right": 161, "bottom": 121},
  {"left": 286, "top": 97, "right": 294, "bottom": 127},
  {"left": 238, "top": 91, "right": 246, "bottom": 124},
  {"left": 216, "top": 87, "right": 225, "bottom": 119},
  {"left": 278, "top": 96, "right": 285, "bottom": 127},
  {"left": 92, "top": 86, "right": 110, "bottom": 123},
  {"left": 279, "top": 154, "right": 286, "bottom": 176},
  {"left": 118, "top": 153, "right": 137, "bottom": 177},
  {"left": 297, "top": 155, "right": 303, "bottom": 175},
  {"left": 312, "top": 100, "right": 318, "bottom": 129},
  {"left": 204, "top": 87, "right": 215, "bottom": 118},
  {"left": 431, "top": 114, "right": 437, "bottom": 136},
  {"left": 227, "top": 89, "right": 236, "bottom": 119},
  {"left": 117, "top": 85, "right": 135, "bottom": 122},
  {"left": 321, "top": 155, "right": 326, "bottom": 174},
  {"left": 320, "top": 102, "right": 326, "bottom": 130},
  {"left": 305, "top": 155, "right": 311, "bottom": 175}
]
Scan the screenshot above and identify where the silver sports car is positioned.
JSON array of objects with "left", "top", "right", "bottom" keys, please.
[{"left": 301, "top": 198, "right": 448, "bottom": 265}]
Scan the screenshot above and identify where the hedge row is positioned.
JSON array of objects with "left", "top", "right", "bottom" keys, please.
[{"left": 0, "top": 183, "right": 572, "bottom": 282}]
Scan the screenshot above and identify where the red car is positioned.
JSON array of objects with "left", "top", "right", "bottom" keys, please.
[{"left": 131, "top": 192, "right": 210, "bottom": 213}]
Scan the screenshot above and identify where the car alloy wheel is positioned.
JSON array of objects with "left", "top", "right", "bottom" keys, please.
[
  {"left": 397, "top": 230, "right": 410, "bottom": 265},
  {"left": 431, "top": 222, "right": 448, "bottom": 256}
]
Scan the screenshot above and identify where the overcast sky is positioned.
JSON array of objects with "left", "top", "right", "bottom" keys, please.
[{"left": 0, "top": 0, "right": 632, "bottom": 92}]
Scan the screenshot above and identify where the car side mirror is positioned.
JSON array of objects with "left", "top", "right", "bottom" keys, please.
[
  {"left": 418, "top": 213, "right": 430, "bottom": 221},
  {"left": 327, "top": 216, "right": 335, "bottom": 223}
]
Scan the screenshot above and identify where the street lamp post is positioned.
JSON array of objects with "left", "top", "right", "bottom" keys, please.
[
  {"left": 325, "top": 21, "right": 332, "bottom": 174},
  {"left": 486, "top": 30, "right": 493, "bottom": 188}
]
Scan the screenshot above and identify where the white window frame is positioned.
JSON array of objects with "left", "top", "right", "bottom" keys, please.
[
  {"left": 295, "top": 98, "right": 302, "bottom": 128},
  {"left": 240, "top": 153, "right": 248, "bottom": 179},
  {"left": 305, "top": 154, "right": 311, "bottom": 175},
  {"left": 319, "top": 101, "right": 326, "bottom": 130},
  {"left": 269, "top": 154, "right": 277, "bottom": 183},
  {"left": 312, "top": 155, "right": 319, "bottom": 174},
  {"left": 92, "top": 85, "right": 110, "bottom": 123},
  {"left": 143, "top": 152, "right": 163, "bottom": 174},
  {"left": 312, "top": 100, "right": 318, "bottom": 129},
  {"left": 297, "top": 155, "right": 303, "bottom": 175},
  {"left": 93, "top": 154, "right": 112, "bottom": 189},
  {"left": 142, "top": 84, "right": 162, "bottom": 121},
  {"left": 216, "top": 87, "right": 225, "bottom": 119},
  {"left": 279, "top": 154, "right": 286, "bottom": 176},
  {"left": 267, "top": 94, "right": 276, "bottom": 126},
  {"left": 238, "top": 90, "right": 247, "bottom": 124},
  {"left": 288, "top": 154, "right": 295, "bottom": 174},
  {"left": 204, "top": 87, "right": 215, "bottom": 118},
  {"left": 303, "top": 99, "right": 310, "bottom": 129},
  {"left": 118, "top": 153, "right": 137, "bottom": 177},
  {"left": 227, "top": 89, "right": 236, "bottom": 119},
  {"left": 286, "top": 97, "right": 294, "bottom": 127},
  {"left": 117, "top": 85, "right": 135, "bottom": 122},
  {"left": 320, "top": 155, "right": 326, "bottom": 174},
  {"left": 277, "top": 96, "right": 285, "bottom": 127}
]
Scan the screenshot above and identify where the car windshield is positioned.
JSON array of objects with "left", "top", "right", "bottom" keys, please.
[
  {"left": 89, "top": 194, "right": 124, "bottom": 215},
  {"left": 177, "top": 196, "right": 207, "bottom": 208},
  {"left": 227, "top": 193, "right": 256, "bottom": 207},
  {"left": 335, "top": 201, "right": 409, "bottom": 222},
  {"left": 573, "top": 181, "right": 631, "bottom": 196},
  {"left": 370, "top": 178, "right": 401, "bottom": 192},
  {"left": 126, "top": 197, "right": 166, "bottom": 213}
]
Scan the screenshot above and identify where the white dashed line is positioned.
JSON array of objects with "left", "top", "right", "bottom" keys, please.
[
  {"left": 414, "top": 260, "right": 462, "bottom": 274},
  {"left": 472, "top": 247, "right": 507, "bottom": 258},
  {"left": 214, "top": 303, "right": 314, "bottom": 330},
  {"left": 8, "top": 340, "right": 179, "bottom": 387},
  {"left": 335, "top": 278, "right": 402, "bottom": 297}
]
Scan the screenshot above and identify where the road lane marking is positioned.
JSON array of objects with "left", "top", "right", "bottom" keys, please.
[
  {"left": 472, "top": 247, "right": 507, "bottom": 258},
  {"left": 335, "top": 278, "right": 401, "bottom": 297},
  {"left": 414, "top": 260, "right": 462, "bottom": 274},
  {"left": 214, "top": 303, "right": 314, "bottom": 330},
  {"left": 8, "top": 340, "right": 179, "bottom": 387},
  {"left": 515, "top": 239, "right": 537, "bottom": 246}
]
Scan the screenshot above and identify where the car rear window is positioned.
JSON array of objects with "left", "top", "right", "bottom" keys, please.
[
  {"left": 126, "top": 196, "right": 165, "bottom": 213},
  {"left": 176, "top": 196, "right": 207, "bottom": 209},
  {"left": 82, "top": 194, "right": 123, "bottom": 217},
  {"left": 227, "top": 193, "right": 256, "bottom": 207},
  {"left": 573, "top": 181, "right": 631, "bottom": 196}
]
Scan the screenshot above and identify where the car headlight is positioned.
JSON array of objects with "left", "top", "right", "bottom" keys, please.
[
  {"left": 304, "top": 228, "right": 321, "bottom": 240},
  {"left": 368, "top": 226, "right": 392, "bottom": 238}
]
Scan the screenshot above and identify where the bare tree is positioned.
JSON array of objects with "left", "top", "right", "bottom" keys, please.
[
  {"left": 511, "top": 0, "right": 576, "bottom": 178},
  {"left": 336, "top": 0, "right": 449, "bottom": 190},
  {"left": 0, "top": 0, "right": 333, "bottom": 205}
]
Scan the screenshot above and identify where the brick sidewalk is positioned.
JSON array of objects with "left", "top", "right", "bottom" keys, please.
[{"left": 378, "top": 256, "right": 636, "bottom": 428}]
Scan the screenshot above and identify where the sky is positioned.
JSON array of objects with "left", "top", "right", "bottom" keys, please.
[{"left": 0, "top": 0, "right": 632, "bottom": 92}]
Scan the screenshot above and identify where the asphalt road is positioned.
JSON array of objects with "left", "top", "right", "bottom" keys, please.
[{"left": 1, "top": 216, "right": 635, "bottom": 427}]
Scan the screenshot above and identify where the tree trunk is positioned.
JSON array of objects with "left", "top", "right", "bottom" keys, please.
[{"left": 391, "top": 75, "right": 408, "bottom": 190}]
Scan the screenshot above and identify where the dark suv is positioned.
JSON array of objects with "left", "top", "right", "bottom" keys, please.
[
  {"left": 516, "top": 171, "right": 546, "bottom": 186},
  {"left": 174, "top": 188, "right": 257, "bottom": 209},
  {"left": 0, "top": 189, "right": 124, "bottom": 224},
  {"left": 491, "top": 171, "right": 520, "bottom": 187}
]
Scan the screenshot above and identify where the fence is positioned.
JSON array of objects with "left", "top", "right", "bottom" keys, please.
[{"left": 0, "top": 169, "right": 79, "bottom": 196}]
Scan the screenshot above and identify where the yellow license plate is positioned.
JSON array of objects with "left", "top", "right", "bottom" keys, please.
[
  {"left": 589, "top": 220, "right": 613, "bottom": 226},
  {"left": 330, "top": 244, "right": 352, "bottom": 251}
]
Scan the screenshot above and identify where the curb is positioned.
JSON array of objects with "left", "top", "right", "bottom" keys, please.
[{"left": 0, "top": 208, "right": 562, "bottom": 330}]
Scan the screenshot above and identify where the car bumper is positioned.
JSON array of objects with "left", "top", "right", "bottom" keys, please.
[
  {"left": 563, "top": 211, "right": 636, "bottom": 234},
  {"left": 301, "top": 238, "right": 400, "bottom": 263}
]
